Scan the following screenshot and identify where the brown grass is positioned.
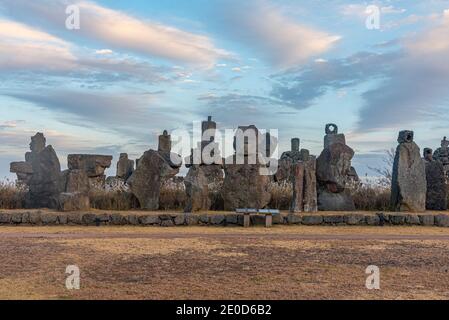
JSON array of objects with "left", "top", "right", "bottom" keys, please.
[
  {"left": 0, "top": 178, "right": 418, "bottom": 213},
  {"left": 89, "top": 190, "right": 139, "bottom": 211},
  {"left": 1, "top": 226, "right": 449, "bottom": 300},
  {"left": 349, "top": 182, "right": 391, "bottom": 211},
  {"left": 0, "top": 180, "right": 26, "bottom": 209}
]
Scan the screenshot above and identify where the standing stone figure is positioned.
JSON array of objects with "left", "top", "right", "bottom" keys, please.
[
  {"left": 184, "top": 116, "right": 224, "bottom": 212},
  {"left": 116, "top": 153, "right": 135, "bottom": 181},
  {"left": 423, "top": 148, "right": 447, "bottom": 210},
  {"left": 276, "top": 138, "right": 317, "bottom": 213},
  {"left": 10, "top": 133, "right": 62, "bottom": 209},
  {"left": 221, "top": 125, "right": 271, "bottom": 211},
  {"left": 128, "top": 130, "right": 182, "bottom": 210},
  {"left": 433, "top": 137, "right": 449, "bottom": 182},
  {"left": 316, "top": 124, "right": 356, "bottom": 211},
  {"left": 391, "top": 130, "right": 427, "bottom": 212}
]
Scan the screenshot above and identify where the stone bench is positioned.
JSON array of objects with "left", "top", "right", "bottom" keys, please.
[{"left": 235, "top": 209, "right": 280, "bottom": 228}]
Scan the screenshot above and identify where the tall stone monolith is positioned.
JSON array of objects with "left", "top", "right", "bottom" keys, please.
[
  {"left": 423, "top": 148, "right": 447, "bottom": 210},
  {"left": 128, "top": 130, "right": 182, "bottom": 210},
  {"left": 391, "top": 130, "right": 426, "bottom": 212}
]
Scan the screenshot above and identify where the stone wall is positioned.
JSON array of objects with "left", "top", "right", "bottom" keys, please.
[{"left": 1, "top": 210, "right": 448, "bottom": 227}]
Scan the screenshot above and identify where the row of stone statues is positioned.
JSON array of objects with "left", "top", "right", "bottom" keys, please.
[{"left": 9, "top": 118, "right": 449, "bottom": 213}]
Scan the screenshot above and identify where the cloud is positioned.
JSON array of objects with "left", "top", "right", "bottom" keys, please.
[
  {"left": 217, "top": 0, "right": 340, "bottom": 68},
  {"left": 0, "top": 19, "right": 76, "bottom": 71},
  {"left": 4, "top": 90, "right": 151, "bottom": 128},
  {"left": 3, "top": 89, "right": 192, "bottom": 147},
  {"left": 270, "top": 10, "right": 449, "bottom": 132},
  {"left": 0, "top": 0, "right": 232, "bottom": 66},
  {"left": 0, "top": 18, "right": 175, "bottom": 87},
  {"left": 0, "top": 120, "right": 25, "bottom": 130},
  {"left": 197, "top": 93, "right": 290, "bottom": 128},
  {"left": 358, "top": 10, "right": 449, "bottom": 131},
  {"left": 271, "top": 51, "right": 397, "bottom": 109},
  {"left": 95, "top": 49, "right": 113, "bottom": 55}
]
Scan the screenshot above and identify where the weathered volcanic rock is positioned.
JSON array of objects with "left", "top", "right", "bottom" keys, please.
[
  {"left": 391, "top": 130, "right": 426, "bottom": 212},
  {"left": 316, "top": 125, "right": 356, "bottom": 212},
  {"left": 317, "top": 189, "right": 355, "bottom": 211},
  {"left": 291, "top": 158, "right": 318, "bottom": 213},
  {"left": 27, "top": 145, "right": 62, "bottom": 209},
  {"left": 61, "top": 169, "right": 90, "bottom": 194},
  {"left": 425, "top": 159, "right": 447, "bottom": 210},
  {"left": 222, "top": 156, "right": 271, "bottom": 211},
  {"left": 59, "top": 192, "right": 90, "bottom": 212},
  {"left": 10, "top": 161, "right": 33, "bottom": 185},
  {"left": 68, "top": 154, "right": 112, "bottom": 176},
  {"left": 184, "top": 165, "right": 210, "bottom": 212},
  {"left": 291, "top": 162, "right": 305, "bottom": 213},
  {"left": 116, "top": 153, "right": 134, "bottom": 181},
  {"left": 302, "top": 157, "right": 318, "bottom": 212},
  {"left": 158, "top": 130, "right": 172, "bottom": 153},
  {"left": 68, "top": 154, "right": 112, "bottom": 188},
  {"left": 184, "top": 165, "right": 223, "bottom": 212},
  {"left": 316, "top": 142, "right": 354, "bottom": 192},
  {"left": 128, "top": 150, "right": 181, "bottom": 210},
  {"left": 324, "top": 123, "right": 346, "bottom": 148},
  {"left": 10, "top": 133, "right": 62, "bottom": 209}
]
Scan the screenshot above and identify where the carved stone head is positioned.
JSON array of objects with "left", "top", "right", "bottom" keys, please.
[
  {"left": 325, "top": 123, "right": 338, "bottom": 135},
  {"left": 423, "top": 148, "right": 433, "bottom": 162},
  {"left": 29, "top": 132, "right": 46, "bottom": 153},
  {"left": 397, "top": 130, "right": 414, "bottom": 143}
]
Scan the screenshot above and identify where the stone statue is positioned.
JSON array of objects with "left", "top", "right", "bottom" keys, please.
[
  {"left": 184, "top": 116, "right": 224, "bottom": 212},
  {"left": 316, "top": 124, "right": 356, "bottom": 211},
  {"left": 10, "top": 133, "right": 61, "bottom": 209},
  {"left": 423, "top": 147, "right": 447, "bottom": 210},
  {"left": 128, "top": 130, "right": 182, "bottom": 210},
  {"left": 222, "top": 125, "right": 271, "bottom": 210},
  {"left": 275, "top": 138, "right": 317, "bottom": 213},
  {"left": 391, "top": 130, "right": 426, "bottom": 212}
]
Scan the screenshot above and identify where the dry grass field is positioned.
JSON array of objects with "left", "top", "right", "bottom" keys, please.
[{"left": 0, "top": 225, "right": 449, "bottom": 300}]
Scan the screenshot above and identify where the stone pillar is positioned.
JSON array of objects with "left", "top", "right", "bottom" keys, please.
[
  {"left": 265, "top": 214, "right": 273, "bottom": 228},
  {"left": 303, "top": 156, "right": 318, "bottom": 212},
  {"left": 243, "top": 213, "right": 251, "bottom": 228},
  {"left": 391, "top": 130, "right": 426, "bottom": 212},
  {"left": 201, "top": 116, "right": 216, "bottom": 143},
  {"left": 433, "top": 137, "right": 449, "bottom": 181},
  {"left": 222, "top": 125, "right": 271, "bottom": 211},
  {"left": 424, "top": 148, "right": 447, "bottom": 210},
  {"left": 129, "top": 131, "right": 182, "bottom": 210},
  {"left": 291, "top": 162, "right": 305, "bottom": 213},
  {"left": 290, "top": 156, "right": 317, "bottom": 213},
  {"left": 184, "top": 117, "right": 224, "bottom": 213},
  {"left": 158, "top": 130, "right": 172, "bottom": 153},
  {"left": 291, "top": 138, "right": 300, "bottom": 153},
  {"left": 116, "top": 153, "right": 135, "bottom": 181}
]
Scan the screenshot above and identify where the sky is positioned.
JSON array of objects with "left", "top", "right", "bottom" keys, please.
[{"left": 1, "top": 0, "right": 449, "bottom": 179}]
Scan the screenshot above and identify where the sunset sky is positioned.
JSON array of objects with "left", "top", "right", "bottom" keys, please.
[{"left": 1, "top": 0, "right": 449, "bottom": 179}]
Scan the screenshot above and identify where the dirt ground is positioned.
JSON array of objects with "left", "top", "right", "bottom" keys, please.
[{"left": 0, "top": 225, "right": 449, "bottom": 300}]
